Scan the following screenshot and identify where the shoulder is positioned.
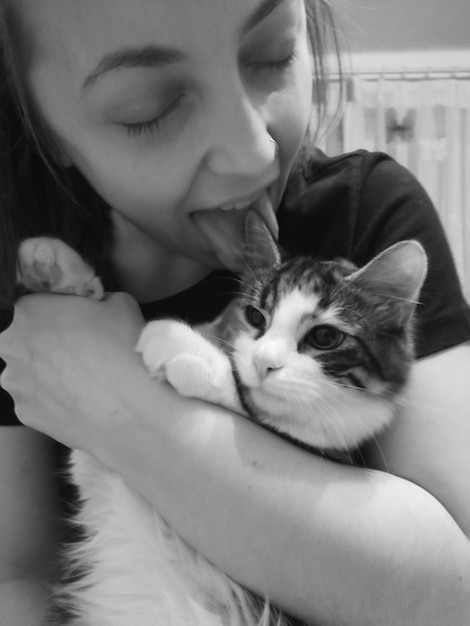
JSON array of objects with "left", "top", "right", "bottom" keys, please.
[
  {"left": 278, "top": 149, "right": 435, "bottom": 262},
  {"left": 278, "top": 149, "right": 470, "bottom": 357}
]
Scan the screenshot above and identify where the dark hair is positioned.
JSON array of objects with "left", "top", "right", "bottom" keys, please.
[
  {"left": 0, "top": 4, "right": 113, "bottom": 317},
  {"left": 0, "top": 0, "right": 342, "bottom": 316},
  {"left": 305, "top": 1, "right": 343, "bottom": 140}
]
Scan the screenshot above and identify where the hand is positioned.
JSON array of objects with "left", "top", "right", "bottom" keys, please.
[{"left": 0, "top": 292, "right": 146, "bottom": 450}]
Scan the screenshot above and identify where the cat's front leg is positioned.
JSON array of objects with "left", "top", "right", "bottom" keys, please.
[
  {"left": 136, "top": 320, "right": 244, "bottom": 415},
  {"left": 17, "top": 237, "right": 104, "bottom": 299}
]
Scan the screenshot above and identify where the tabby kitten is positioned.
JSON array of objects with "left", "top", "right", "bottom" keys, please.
[
  {"left": 138, "top": 211, "right": 427, "bottom": 454},
  {"left": 17, "top": 212, "right": 427, "bottom": 626}
]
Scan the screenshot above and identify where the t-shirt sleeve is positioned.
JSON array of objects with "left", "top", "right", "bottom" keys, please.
[{"left": 279, "top": 150, "right": 470, "bottom": 358}]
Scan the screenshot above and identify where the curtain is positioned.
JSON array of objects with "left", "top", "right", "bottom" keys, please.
[{"left": 322, "top": 75, "right": 470, "bottom": 300}]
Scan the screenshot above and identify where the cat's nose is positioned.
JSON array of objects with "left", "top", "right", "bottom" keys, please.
[{"left": 253, "top": 344, "right": 285, "bottom": 380}]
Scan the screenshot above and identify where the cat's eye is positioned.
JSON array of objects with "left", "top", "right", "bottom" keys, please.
[
  {"left": 305, "top": 325, "right": 346, "bottom": 350},
  {"left": 244, "top": 305, "right": 266, "bottom": 330}
]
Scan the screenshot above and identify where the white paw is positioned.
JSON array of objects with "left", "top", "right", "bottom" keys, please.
[
  {"left": 17, "top": 237, "right": 104, "bottom": 299},
  {"left": 165, "top": 353, "right": 220, "bottom": 399},
  {"left": 136, "top": 320, "right": 202, "bottom": 381},
  {"left": 136, "top": 319, "right": 243, "bottom": 413}
]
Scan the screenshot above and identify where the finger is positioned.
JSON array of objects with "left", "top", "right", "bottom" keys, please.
[
  {"left": 104, "top": 290, "right": 141, "bottom": 312},
  {"left": 0, "top": 303, "right": 29, "bottom": 357},
  {"left": 0, "top": 361, "right": 30, "bottom": 406},
  {"left": 0, "top": 319, "right": 20, "bottom": 358}
]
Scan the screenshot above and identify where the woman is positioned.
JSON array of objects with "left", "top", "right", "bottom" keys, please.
[{"left": 0, "top": 1, "right": 469, "bottom": 624}]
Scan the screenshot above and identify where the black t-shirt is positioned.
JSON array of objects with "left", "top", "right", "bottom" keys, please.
[{"left": 2, "top": 150, "right": 470, "bottom": 425}]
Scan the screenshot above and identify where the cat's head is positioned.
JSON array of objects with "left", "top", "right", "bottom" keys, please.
[{"left": 232, "top": 212, "right": 428, "bottom": 450}]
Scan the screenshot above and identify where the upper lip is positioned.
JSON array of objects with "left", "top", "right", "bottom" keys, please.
[{"left": 209, "top": 181, "right": 277, "bottom": 212}]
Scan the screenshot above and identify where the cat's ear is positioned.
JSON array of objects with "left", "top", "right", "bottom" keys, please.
[
  {"left": 244, "top": 210, "right": 281, "bottom": 270},
  {"left": 348, "top": 240, "right": 428, "bottom": 313}
]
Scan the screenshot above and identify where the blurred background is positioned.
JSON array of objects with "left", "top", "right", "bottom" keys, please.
[{"left": 324, "top": 0, "right": 470, "bottom": 299}]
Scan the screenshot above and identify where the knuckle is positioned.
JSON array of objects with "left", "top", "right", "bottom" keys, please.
[
  {"left": 0, "top": 367, "right": 18, "bottom": 396},
  {"left": 0, "top": 332, "right": 14, "bottom": 358},
  {"left": 109, "top": 291, "right": 136, "bottom": 306}
]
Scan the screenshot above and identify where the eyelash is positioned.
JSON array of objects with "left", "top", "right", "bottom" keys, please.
[
  {"left": 249, "top": 50, "right": 297, "bottom": 74},
  {"left": 123, "top": 95, "right": 184, "bottom": 137},
  {"left": 124, "top": 117, "right": 163, "bottom": 137}
]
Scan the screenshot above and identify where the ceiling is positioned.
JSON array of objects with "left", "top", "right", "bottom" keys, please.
[{"left": 334, "top": 0, "right": 470, "bottom": 52}]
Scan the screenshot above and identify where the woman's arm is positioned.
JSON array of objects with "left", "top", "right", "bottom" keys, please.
[
  {"left": 97, "top": 341, "right": 470, "bottom": 626},
  {"left": 1, "top": 293, "right": 469, "bottom": 626},
  {"left": 0, "top": 427, "right": 62, "bottom": 625},
  {"left": 367, "top": 342, "right": 470, "bottom": 536}
]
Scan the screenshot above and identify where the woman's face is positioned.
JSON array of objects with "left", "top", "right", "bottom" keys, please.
[{"left": 21, "top": 0, "right": 314, "bottom": 274}]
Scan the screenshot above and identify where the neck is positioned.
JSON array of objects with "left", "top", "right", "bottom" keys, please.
[
  {"left": 109, "top": 217, "right": 212, "bottom": 302},
  {"left": 113, "top": 258, "right": 211, "bottom": 303}
]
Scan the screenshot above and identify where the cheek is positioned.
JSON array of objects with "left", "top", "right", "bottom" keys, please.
[
  {"left": 292, "top": 47, "right": 314, "bottom": 118},
  {"left": 232, "top": 334, "right": 259, "bottom": 386},
  {"left": 31, "top": 81, "right": 192, "bottom": 221},
  {"left": 62, "top": 131, "right": 177, "bottom": 210},
  {"left": 274, "top": 51, "right": 313, "bottom": 163},
  {"left": 59, "top": 132, "right": 201, "bottom": 248}
]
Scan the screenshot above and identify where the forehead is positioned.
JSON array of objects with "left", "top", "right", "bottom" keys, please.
[{"left": 16, "top": 0, "right": 285, "bottom": 74}]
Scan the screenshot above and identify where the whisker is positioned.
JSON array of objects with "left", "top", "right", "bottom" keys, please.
[
  {"left": 283, "top": 383, "right": 353, "bottom": 455},
  {"left": 317, "top": 396, "right": 355, "bottom": 456},
  {"left": 202, "top": 334, "right": 236, "bottom": 352},
  {"left": 363, "top": 435, "right": 390, "bottom": 473}
]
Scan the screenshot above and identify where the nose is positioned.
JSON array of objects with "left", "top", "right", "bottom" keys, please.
[
  {"left": 253, "top": 340, "right": 287, "bottom": 381},
  {"left": 204, "top": 82, "right": 278, "bottom": 178}
]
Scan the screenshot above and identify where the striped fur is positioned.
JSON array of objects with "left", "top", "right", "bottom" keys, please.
[{"left": 228, "top": 246, "right": 427, "bottom": 451}]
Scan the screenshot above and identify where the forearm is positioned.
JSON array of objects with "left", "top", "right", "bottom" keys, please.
[
  {"left": 96, "top": 374, "right": 470, "bottom": 626},
  {"left": 0, "top": 577, "right": 51, "bottom": 626}
]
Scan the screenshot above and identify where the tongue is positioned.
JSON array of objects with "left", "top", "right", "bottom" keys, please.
[
  {"left": 193, "top": 206, "right": 245, "bottom": 271},
  {"left": 193, "top": 193, "right": 278, "bottom": 272}
]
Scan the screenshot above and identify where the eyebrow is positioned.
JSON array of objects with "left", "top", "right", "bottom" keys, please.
[
  {"left": 81, "top": 0, "right": 287, "bottom": 93},
  {"left": 242, "top": 0, "right": 287, "bottom": 33},
  {"left": 81, "top": 46, "right": 185, "bottom": 93}
]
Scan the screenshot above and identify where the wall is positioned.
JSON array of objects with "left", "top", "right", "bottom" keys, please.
[
  {"left": 329, "top": 1, "right": 470, "bottom": 299},
  {"left": 334, "top": 0, "right": 470, "bottom": 53}
]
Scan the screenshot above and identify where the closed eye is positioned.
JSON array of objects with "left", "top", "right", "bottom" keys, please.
[
  {"left": 121, "top": 93, "right": 185, "bottom": 137},
  {"left": 246, "top": 50, "right": 297, "bottom": 74}
]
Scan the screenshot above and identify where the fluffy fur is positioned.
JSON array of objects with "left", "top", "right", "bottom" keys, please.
[
  {"left": 51, "top": 450, "right": 282, "bottom": 626},
  {"left": 17, "top": 214, "right": 427, "bottom": 626}
]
